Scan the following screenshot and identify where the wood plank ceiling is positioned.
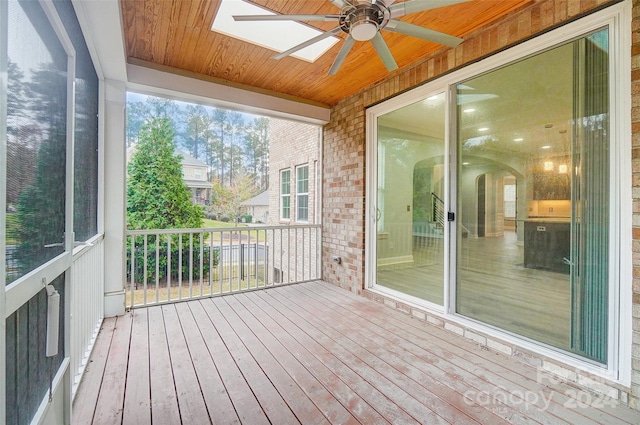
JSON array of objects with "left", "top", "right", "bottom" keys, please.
[{"left": 121, "top": 0, "right": 532, "bottom": 106}]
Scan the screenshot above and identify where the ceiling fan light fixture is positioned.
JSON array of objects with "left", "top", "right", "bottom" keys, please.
[{"left": 351, "top": 20, "right": 378, "bottom": 41}]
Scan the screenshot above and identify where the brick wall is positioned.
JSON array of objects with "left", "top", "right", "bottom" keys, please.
[
  {"left": 268, "top": 119, "right": 320, "bottom": 226},
  {"left": 268, "top": 119, "right": 322, "bottom": 282},
  {"left": 323, "top": 0, "right": 639, "bottom": 407}
]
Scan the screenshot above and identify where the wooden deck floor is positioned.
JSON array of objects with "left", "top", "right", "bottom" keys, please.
[{"left": 73, "top": 281, "right": 640, "bottom": 425}]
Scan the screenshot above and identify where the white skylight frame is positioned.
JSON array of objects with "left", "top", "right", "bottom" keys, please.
[{"left": 211, "top": 0, "right": 340, "bottom": 63}]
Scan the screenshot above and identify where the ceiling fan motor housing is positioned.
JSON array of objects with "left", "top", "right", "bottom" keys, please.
[{"left": 340, "top": 2, "right": 390, "bottom": 41}]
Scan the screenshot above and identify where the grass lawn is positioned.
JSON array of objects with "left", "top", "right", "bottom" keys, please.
[
  {"left": 201, "top": 219, "right": 266, "bottom": 243},
  {"left": 202, "top": 219, "right": 246, "bottom": 229}
]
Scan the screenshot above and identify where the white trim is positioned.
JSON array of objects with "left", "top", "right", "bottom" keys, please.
[
  {"left": 280, "top": 169, "right": 292, "bottom": 221},
  {"left": 97, "top": 79, "right": 106, "bottom": 234},
  {"left": 31, "top": 357, "right": 70, "bottom": 425},
  {"left": 5, "top": 254, "right": 72, "bottom": 318},
  {"left": 365, "top": 1, "right": 631, "bottom": 384},
  {"left": 102, "top": 79, "right": 127, "bottom": 317},
  {"left": 296, "top": 164, "right": 310, "bottom": 222},
  {"left": 317, "top": 127, "right": 324, "bottom": 225},
  {"left": 70, "top": 0, "right": 126, "bottom": 81},
  {"left": 610, "top": 0, "right": 632, "bottom": 387},
  {"left": 0, "top": 0, "right": 7, "bottom": 420},
  {"left": 127, "top": 63, "right": 331, "bottom": 125}
]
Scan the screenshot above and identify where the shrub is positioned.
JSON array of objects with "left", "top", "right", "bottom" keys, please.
[{"left": 126, "top": 234, "right": 219, "bottom": 285}]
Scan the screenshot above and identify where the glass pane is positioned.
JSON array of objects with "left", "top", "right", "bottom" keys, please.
[
  {"left": 297, "top": 165, "right": 308, "bottom": 193},
  {"left": 5, "top": 0, "right": 67, "bottom": 284},
  {"left": 297, "top": 194, "right": 308, "bottom": 221},
  {"left": 282, "top": 196, "right": 290, "bottom": 219},
  {"left": 456, "top": 30, "right": 609, "bottom": 362},
  {"left": 281, "top": 170, "right": 290, "bottom": 194},
  {"left": 375, "top": 94, "right": 446, "bottom": 305}
]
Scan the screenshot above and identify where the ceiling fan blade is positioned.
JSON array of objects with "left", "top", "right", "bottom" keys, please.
[
  {"left": 389, "top": 0, "right": 469, "bottom": 18},
  {"left": 233, "top": 14, "right": 340, "bottom": 22},
  {"left": 370, "top": 32, "right": 398, "bottom": 72},
  {"left": 385, "top": 20, "right": 463, "bottom": 47},
  {"left": 273, "top": 27, "right": 343, "bottom": 60},
  {"left": 329, "top": 35, "right": 356, "bottom": 75}
]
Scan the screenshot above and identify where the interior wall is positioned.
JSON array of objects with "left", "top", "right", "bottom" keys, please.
[{"left": 322, "top": 0, "right": 638, "bottom": 405}]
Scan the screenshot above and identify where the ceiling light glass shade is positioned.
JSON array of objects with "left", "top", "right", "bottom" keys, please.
[{"left": 351, "top": 21, "right": 378, "bottom": 41}]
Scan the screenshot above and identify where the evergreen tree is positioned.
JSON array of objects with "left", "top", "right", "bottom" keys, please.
[{"left": 127, "top": 117, "right": 203, "bottom": 230}]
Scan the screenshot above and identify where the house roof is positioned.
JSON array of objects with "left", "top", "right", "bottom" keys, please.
[
  {"left": 179, "top": 151, "right": 208, "bottom": 167},
  {"left": 184, "top": 180, "right": 213, "bottom": 189},
  {"left": 241, "top": 190, "right": 269, "bottom": 207}
]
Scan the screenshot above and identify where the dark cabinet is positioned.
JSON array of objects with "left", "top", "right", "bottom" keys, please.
[
  {"left": 524, "top": 221, "right": 570, "bottom": 274},
  {"left": 532, "top": 170, "right": 570, "bottom": 200}
]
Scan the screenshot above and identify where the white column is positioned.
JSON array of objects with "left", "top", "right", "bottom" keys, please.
[{"left": 103, "top": 79, "right": 126, "bottom": 317}]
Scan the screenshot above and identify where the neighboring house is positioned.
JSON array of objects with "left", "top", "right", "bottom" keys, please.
[
  {"left": 240, "top": 190, "right": 269, "bottom": 223},
  {"left": 179, "top": 151, "right": 212, "bottom": 206},
  {"left": 268, "top": 119, "right": 321, "bottom": 283}
]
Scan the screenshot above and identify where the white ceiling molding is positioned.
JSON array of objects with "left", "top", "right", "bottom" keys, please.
[
  {"left": 72, "top": 0, "right": 127, "bottom": 81},
  {"left": 127, "top": 63, "right": 331, "bottom": 125}
]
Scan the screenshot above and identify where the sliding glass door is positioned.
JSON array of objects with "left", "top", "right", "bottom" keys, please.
[
  {"left": 455, "top": 29, "right": 610, "bottom": 362},
  {"left": 368, "top": 22, "right": 617, "bottom": 365},
  {"left": 374, "top": 94, "right": 446, "bottom": 306}
]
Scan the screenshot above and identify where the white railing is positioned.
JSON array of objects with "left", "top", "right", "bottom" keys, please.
[
  {"left": 70, "top": 234, "right": 105, "bottom": 398},
  {"left": 125, "top": 224, "right": 322, "bottom": 308}
]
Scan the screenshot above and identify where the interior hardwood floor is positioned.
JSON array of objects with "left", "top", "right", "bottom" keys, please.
[
  {"left": 73, "top": 281, "right": 640, "bottom": 425},
  {"left": 377, "top": 231, "right": 571, "bottom": 351}
]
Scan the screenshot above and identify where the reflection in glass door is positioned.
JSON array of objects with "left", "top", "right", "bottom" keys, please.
[
  {"left": 455, "top": 30, "right": 610, "bottom": 362},
  {"left": 375, "top": 94, "right": 446, "bottom": 305}
]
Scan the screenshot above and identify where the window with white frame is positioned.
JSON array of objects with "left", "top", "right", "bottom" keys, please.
[
  {"left": 280, "top": 169, "right": 291, "bottom": 220},
  {"left": 296, "top": 165, "right": 309, "bottom": 222}
]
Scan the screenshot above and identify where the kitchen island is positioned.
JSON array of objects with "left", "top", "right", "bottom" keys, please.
[{"left": 523, "top": 218, "right": 571, "bottom": 274}]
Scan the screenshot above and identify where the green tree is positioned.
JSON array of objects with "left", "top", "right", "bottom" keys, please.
[
  {"left": 126, "top": 100, "right": 150, "bottom": 147},
  {"left": 211, "top": 172, "right": 256, "bottom": 225},
  {"left": 243, "top": 117, "right": 270, "bottom": 191},
  {"left": 127, "top": 117, "right": 203, "bottom": 230},
  {"left": 184, "top": 104, "right": 213, "bottom": 160}
]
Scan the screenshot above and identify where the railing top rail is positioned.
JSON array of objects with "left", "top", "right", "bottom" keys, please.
[{"left": 126, "top": 223, "right": 322, "bottom": 236}]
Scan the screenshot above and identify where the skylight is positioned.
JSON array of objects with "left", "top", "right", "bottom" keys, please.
[{"left": 211, "top": 0, "right": 339, "bottom": 63}]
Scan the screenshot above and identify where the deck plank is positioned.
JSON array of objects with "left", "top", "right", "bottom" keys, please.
[
  {"left": 72, "top": 318, "right": 116, "bottom": 425},
  {"left": 263, "top": 286, "right": 488, "bottom": 425},
  {"left": 122, "top": 309, "right": 151, "bottom": 425},
  {"left": 173, "top": 302, "right": 240, "bottom": 425},
  {"left": 147, "top": 306, "right": 181, "bottom": 425},
  {"left": 283, "top": 284, "right": 515, "bottom": 425},
  {"left": 187, "top": 300, "right": 270, "bottom": 425},
  {"left": 74, "top": 281, "right": 640, "bottom": 425},
  {"left": 223, "top": 293, "right": 359, "bottom": 424},
  {"left": 300, "top": 283, "right": 581, "bottom": 424},
  {"left": 161, "top": 303, "right": 211, "bottom": 423},
  {"left": 252, "top": 289, "right": 436, "bottom": 424},
  {"left": 213, "top": 296, "right": 330, "bottom": 424},
  {"left": 199, "top": 297, "right": 301, "bottom": 424},
  {"left": 238, "top": 290, "right": 395, "bottom": 425},
  {"left": 91, "top": 313, "right": 132, "bottom": 425},
  {"left": 313, "top": 281, "right": 638, "bottom": 425}
]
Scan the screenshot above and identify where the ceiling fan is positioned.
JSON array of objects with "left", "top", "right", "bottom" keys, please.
[{"left": 233, "top": 0, "right": 467, "bottom": 75}]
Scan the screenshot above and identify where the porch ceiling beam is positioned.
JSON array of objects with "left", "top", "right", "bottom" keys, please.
[{"left": 127, "top": 62, "right": 331, "bottom": 125}]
